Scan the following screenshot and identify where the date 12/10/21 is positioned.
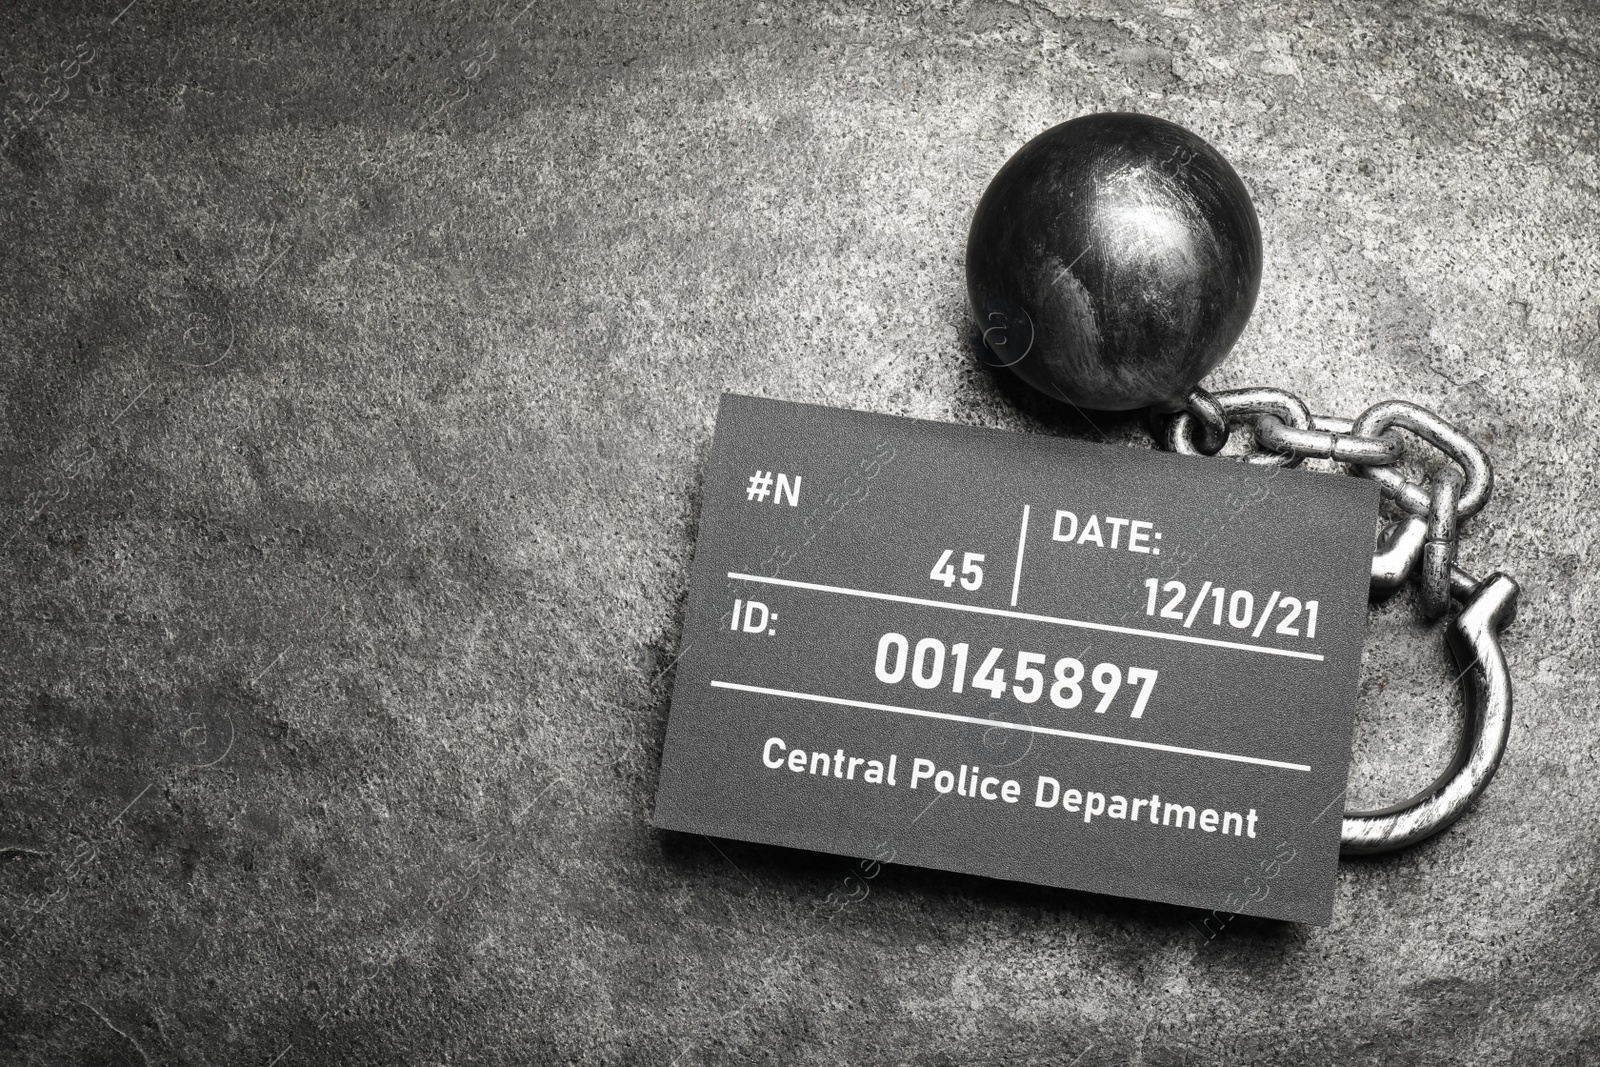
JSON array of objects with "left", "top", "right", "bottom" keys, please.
[
  {"left": 874, "top": 633, "right": 1159, "bottom": 719},
  {"left": 1143, "top": 578, "right": 1319, "bottom": 640}
]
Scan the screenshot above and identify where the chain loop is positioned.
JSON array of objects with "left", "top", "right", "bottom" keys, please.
[
  {"left": 1153, "top": 384, "right": 1518, "bottom": 856},
  {"left": 1254, "top": 414, "right": 1406, "bottom": 466},
  {"left": 1349, "top": 400, "right": 1494, "bottom": 520},
  {"left": 1419, "top": 467, "right": 1463, "bottom": 619},
  {"left": 1180, "top": 387, "right": 1230, "bottom": 456},
  {"left": 1168, "top": 387, "right": 1314, "bottom": 467}
]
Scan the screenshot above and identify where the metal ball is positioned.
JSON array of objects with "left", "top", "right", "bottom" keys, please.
[{"left": 966, "top": 112, "right": 1262, "bottom": 412}]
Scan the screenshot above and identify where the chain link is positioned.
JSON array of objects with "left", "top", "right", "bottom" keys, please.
[{"left": 1169, "top": 387, "right": 1312, "bottom": 467}]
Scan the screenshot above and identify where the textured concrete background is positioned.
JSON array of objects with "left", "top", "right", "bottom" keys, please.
[{"left": 2, "top": 0, "right": 1598, "bottom": 1063}]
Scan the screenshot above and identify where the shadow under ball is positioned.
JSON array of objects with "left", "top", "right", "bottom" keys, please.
[{"left": 967, "top": 113, "right": 1262, "bottom": 412}]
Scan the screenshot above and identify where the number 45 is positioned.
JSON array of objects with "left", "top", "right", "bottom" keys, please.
[{"left": 930, "top": 550, "right": 984, "bottom": 591}]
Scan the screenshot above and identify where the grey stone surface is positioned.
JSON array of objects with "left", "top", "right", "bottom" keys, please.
[{"left": 2, "top": 0, "right": 1597, "bottom": 1063}]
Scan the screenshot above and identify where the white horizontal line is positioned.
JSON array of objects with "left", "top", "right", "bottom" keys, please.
[
  {"left": 726, "top": 573, "right": 1324, "bottom": 662},
  {"left": 711, "top": 681, "right": 1312, "bottom": 772}
]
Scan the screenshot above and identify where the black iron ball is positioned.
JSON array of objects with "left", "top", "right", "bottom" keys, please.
[{"left": 966, "top": 113, "right": 1262, "bottom": 412}]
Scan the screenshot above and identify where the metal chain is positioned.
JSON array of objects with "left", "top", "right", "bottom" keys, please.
[
  {"left": 1165, "top": 386, "right": 1494, "bottom": 616},
  {"left": 1159, "top": 385, "right": 1521, "bottom": 856}
]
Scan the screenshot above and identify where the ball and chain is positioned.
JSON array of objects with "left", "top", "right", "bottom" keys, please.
[{"left": 966, "top": 112, "right": 1519, "bottom": 855}]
